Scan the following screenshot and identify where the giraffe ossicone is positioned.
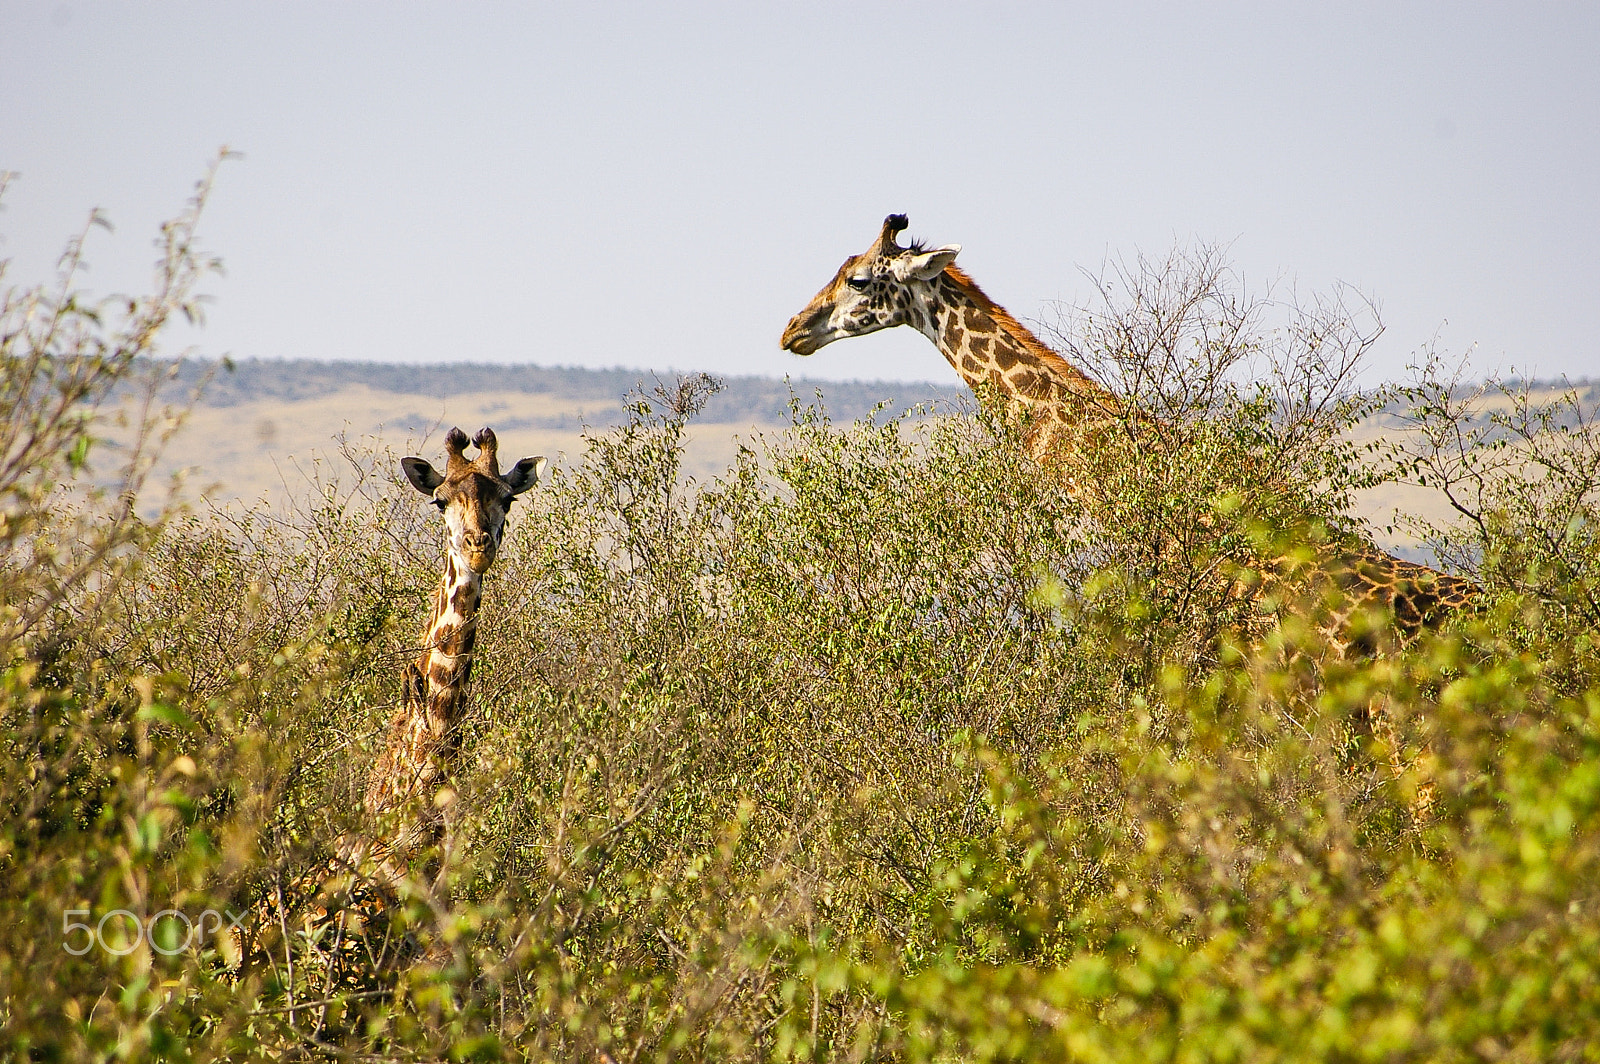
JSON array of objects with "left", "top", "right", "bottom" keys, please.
[{"left": 782, "top": 214, "right": 1478, "bottom": 651}]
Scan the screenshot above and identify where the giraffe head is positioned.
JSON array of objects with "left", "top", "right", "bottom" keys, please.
[
  {"left": 401, "top": 427, "right": 546, "bottom": 574},
  {"left": 781, "top": 214, "right": 961, "bottom": 355}
]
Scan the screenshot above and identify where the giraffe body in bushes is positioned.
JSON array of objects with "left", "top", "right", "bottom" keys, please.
[
  {"left": 247, "top": 428, "right": 544, "bottom": 977},
  {"left": 365, "top": 426, "right": 546, "bottom": 859},
  {"left": 781, "top": 215, "right": 1478, "bottom": 651}
]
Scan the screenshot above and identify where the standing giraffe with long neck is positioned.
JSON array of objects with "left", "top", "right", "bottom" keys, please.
[
  {"left": 365, "top": 426, "right": 545, "bottom": 859},
  {"left": 781, "top": 214, "right": 1477, "bottom": 650}
]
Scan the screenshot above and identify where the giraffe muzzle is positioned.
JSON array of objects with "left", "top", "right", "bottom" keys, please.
[
  {"left": 463, "top": 534, "right": 496, "bottom": 572},
  {"left": 781, "top": 308, "right": 831, "bottom": 355}
]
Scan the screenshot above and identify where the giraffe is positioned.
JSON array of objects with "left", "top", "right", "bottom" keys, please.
[
  {"left": 780, "top": 214, "right": 1479, "bottom": 652},
  {"left": 243, "top": 428, "right": 544, "bottom": 987},
  {"left": 365, "top": 426, "right": 546, "bottom": 861}
]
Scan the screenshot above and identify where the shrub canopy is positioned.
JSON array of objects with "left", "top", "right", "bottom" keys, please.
[{"left": 3, "top": 182, "right": 1598, "bottom": 1062}]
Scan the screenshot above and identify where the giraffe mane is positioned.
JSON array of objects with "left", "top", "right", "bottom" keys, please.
[{"left": 941, "top": 265, "right": 1103, "bottom": 392}]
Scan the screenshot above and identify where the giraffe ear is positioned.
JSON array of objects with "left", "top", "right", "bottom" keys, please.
[
  {"left": 895, "top": 243, "right": 961, "bottom": 282},
  {"left": 401, "top": 457, "right": 444, "bottom": 494},
  {"left": 504, "top": 455, "right": 547, "bottom": 496}
]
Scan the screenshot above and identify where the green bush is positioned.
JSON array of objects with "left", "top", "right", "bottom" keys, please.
[{"left": 3, "top": 180, "right": 1598, "bottom": 1061}]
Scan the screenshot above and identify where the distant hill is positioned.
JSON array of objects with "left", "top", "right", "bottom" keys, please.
[
  {"left": 105, "top": 359, "right": 972, "bottom": 508},
  {"left": 152, "top": 357, "right": 1595, "bottom": 430},
  {"left": 157, "top": 358, "right": 971, "bottom": 428},
  {"left": 105, "top": 359, "right": 1593, "bottom": 565}
]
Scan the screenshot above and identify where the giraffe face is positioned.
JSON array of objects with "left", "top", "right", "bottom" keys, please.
[
  {"left": 780, "top": 214, "right": 960, "bottom": 356},
  {"left": 402, "top": 428, "right": 546, "bottom": 574}
]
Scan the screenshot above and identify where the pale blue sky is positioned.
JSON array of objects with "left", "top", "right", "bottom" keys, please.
[{"left": 2, "top": 2, "right": 1596, "bottom": 384}]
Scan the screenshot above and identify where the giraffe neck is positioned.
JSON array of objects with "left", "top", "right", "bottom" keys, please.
[
  {"left": 365, "top": 550, "right": 483, "bottom": 848},
  {"left": 916, "top": 266, "right": 1117, "bottom": 467},
  {"left": 912, "top": 266, "right": 1478, "bottom": 645},
  {"left": 417, "top": 551, "right": 483, "bottom": 728}
]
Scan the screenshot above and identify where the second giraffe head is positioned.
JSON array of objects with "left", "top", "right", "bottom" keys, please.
[
  {"left": 780, "top": 214, "right": 960, "bottom": 355},
  {"left": 401, "top": 427, "right": 546, "bottom": 573}
]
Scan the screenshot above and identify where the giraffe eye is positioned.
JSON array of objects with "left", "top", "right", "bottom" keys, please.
[{"left": 846, "top": 275, "right": 872, "bottom": 290}]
